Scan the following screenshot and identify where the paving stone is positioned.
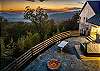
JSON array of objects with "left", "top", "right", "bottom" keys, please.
[{"left": 23, "top": 37, "right": 99, "bottom": 71}]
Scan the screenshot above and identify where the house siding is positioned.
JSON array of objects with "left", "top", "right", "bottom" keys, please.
[
  {"left": 80, "top": 2, "right": 95, "bottom": 24},
  {"left": 79, "top": 2, "right": 95, "bottom": 36}
]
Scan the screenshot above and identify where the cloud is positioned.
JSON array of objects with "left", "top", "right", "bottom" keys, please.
[
  {"left": 26, "top": 0, "right": 81, "bottom": 2},
  {"left": 1, "top": 0, "right": 99, "bottom": 2},
  {"left": 0, "top": 0, "right": 25, "bottom": 1}
]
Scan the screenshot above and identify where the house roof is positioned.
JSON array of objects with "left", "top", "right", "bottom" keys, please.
[
  {"left": 87, "top": 15, "right": 100, "bottom": 26},
  {"left": 88, "top": 1, "right": 100, "bottom": 14},
  {"left": 80, "top": 1, "right": 100, "bottom": 26},
  {"left": 87, "top": 1, "right": 100, "bottom": 26},
  {"left": 80, "top": 1, "right": 100, "bottom": 14}
]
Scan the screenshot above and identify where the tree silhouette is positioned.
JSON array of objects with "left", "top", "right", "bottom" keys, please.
[
  {"left": 39, "top": 0, "right": 45, "bottom": 2},
  {"left": 27, "top": 0, "right": 45, "bottom": 2},
  {"left": 24, "top": 6, "right": 48, "bottom": 41}
]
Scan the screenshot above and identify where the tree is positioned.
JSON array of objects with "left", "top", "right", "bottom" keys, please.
[
  {"left": 0, "top": 16, "right": 8, "bottom": 22},
  {"left": 17, "top": 32, "right": 40, "bottom": 51},
  {"left": 29, "top": 0, "right": 45, "bottom": 2},
  {"left": 39, "top": 0, "right": 45, "bottom": 2},
  {"left": 0, "top": 38, "right": 16, "bottom": 57},
  {"left": 24, "top": 6, "right": 48, "bottom": 41},
  {"left": 44, "top": 19, "right": 57, "bottom": 39},
  {"left": 59, "top": 13, "right": 79, "bottom": 31},
  {"left": 72, "top": 13, "right": 79, "bottom": 24}
]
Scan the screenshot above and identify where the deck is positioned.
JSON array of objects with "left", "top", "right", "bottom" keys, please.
[
  {"left": 24, "top": 37, "right": 100, "bottom": 71},
  {"left": 2, "top": 31, "right": 79, "bottom": 71},
  {"left": 2, "top": 31, "right": 100, "bottom": 71},
  {"left": 24, "top": 44, "right": 86, "bottom": 71}
]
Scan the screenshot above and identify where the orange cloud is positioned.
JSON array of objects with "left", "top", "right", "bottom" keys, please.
[{"left": 0, "top": 1, "right": 82, "bottom": 11}]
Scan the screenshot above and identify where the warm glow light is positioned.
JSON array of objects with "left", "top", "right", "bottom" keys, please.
[
  {"left": 90, "top": 26, "right": 100, "bottom": 41},
  {"left": 87, "top": 42, "right": 100, "bottom": 53},
  {"left": 90, "top": 26, "right": 97, "bottom": 40},
  {"left": 97, "top": 26, "right": 100, "bottom": 35},
  {"left": 0, "top": 1, "right": 82, "bottom": 11},
  {"left": 0, "top": 2, "right": 2, "bottom": 11}
]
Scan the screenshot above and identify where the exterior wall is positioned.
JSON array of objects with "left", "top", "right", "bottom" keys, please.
[
  {"left": 79, "top": 2, "right": 95, "bottom": 36},
  {"left": 87, "top": 42, "right": 100, "bottom": 53},
  {"left": 80, "top": 2, "right": 95, "bottom": 23},
  {"left": 79, "top": 23, "right": 91, "bottom": 36}
]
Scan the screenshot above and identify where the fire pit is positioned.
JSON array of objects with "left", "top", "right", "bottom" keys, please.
[{"left": 47, "top": 59, "right": 61, "bottom": 70}]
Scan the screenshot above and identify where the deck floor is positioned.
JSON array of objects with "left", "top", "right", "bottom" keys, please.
[{"left": 23, "top": 37, "right": 100, "bottom": 71}]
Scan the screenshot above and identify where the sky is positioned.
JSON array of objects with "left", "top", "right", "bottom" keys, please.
[{"left": 0, "top": 0, "right": 99, "bottom": 11}]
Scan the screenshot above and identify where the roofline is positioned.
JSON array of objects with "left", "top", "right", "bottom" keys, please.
[
  {"left": 79, "top": 1, "right": 88, "bottom": 15},
  {"left": 80, "top": 1, "right": 97, "bottom": 15},
  {"left": 80, "top": 1, "right": 100, "bottom": 15}
]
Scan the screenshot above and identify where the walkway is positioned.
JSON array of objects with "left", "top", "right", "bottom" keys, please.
[
  {"left": 24, "top": 37, "right": 100, "bottom": 71},
  {"left": 24, "top": 43, "right": 87, "bottom": 71}
]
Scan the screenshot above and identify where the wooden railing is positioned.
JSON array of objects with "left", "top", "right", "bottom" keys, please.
[{"left": 2, "top": 30, "right": 79, "bottom": 71}]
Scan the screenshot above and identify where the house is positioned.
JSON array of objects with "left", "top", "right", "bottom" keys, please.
[
  {"left": 79, "top": 1, "right": 100, "bottom": 43},
  {"left": 79, "top": 1, "right": 100, "bottom": 55}
]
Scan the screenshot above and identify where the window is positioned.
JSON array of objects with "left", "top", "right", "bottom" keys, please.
[
  {"left": 84, "top": 17, "right": 85, "bottom": 23},
  {"left": 86, "top": 17, "right": 88, "bottom": 22}
]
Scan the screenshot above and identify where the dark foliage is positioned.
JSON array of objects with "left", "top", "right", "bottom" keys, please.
[{"left": 0, "top": 6, "right": 79, "bottom": 69}]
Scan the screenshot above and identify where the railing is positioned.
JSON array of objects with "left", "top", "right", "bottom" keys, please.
[{"left": 2, "top": 30, "right": 79, "bottom": 71}]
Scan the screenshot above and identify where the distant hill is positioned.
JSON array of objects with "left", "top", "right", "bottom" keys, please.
[
  {"left": 44, "top": 7, "right": 81, "bottom": 13},
  {"left": 49, "top": 11, "right": 79, "bottom": 23},
  {"left": 0, "top": 10, "right": 79, "bottom": 23}
]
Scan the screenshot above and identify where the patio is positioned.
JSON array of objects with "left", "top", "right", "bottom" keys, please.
[
  {"left": 24, "top": 44, "right": 86, "bottom": 71},
  {"left": 23, "top": 37, "right": 100, "bottom": 71}
]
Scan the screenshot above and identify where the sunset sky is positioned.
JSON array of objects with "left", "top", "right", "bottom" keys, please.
[{"left": 0, "top": 0, "right": 98, "bottom": 11}]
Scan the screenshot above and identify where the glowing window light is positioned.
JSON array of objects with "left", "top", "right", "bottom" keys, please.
[
  {"left": 97, "top": 26, "right": 100, "bottom": 35},
  {"left": 90, "top": 26, "right": 97, "bottom": 40}
]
